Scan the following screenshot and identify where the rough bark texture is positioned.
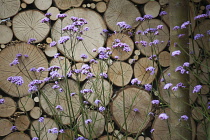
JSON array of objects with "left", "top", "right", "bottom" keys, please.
[{"left": 169, "top": 0, "right": 191, "bottom": 140}]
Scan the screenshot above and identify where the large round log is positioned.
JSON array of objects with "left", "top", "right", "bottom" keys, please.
[
  {"left": 111, "top": 86, "right": 152, "bottom": 134},
  {"left": 77, "top": 110, "right": 105, "bottom": 139},
  {"left": 34, "top": 0, "right": 52, "bottom": 11},
  {"left": 134, "top": 19, "right": 169, "bottom": 56},
  {"left": 40, "top": 79, "right": 80, "bottom": 125},
  {"left": 0, "top": 119, "right": 13, "bottom": 136},
  {"left": 107, "top": 33, "right": 134, "bottom": 61},
  {"left": 108, "top": 61, "right": 133, "bottom": 87},
  {"left": 104, "top": 0, "right": 141, "bottom": 31},
  {"left": 0, "top": 97, "right": 16, "bottom": 117},
  {"left": 0, "top": 25, "right": 13, "bottom": 44},
  {"left": 14, "top": 115, "right": 30, "bottom": 131},
  {"left": 0, "top": 0, "right": 20, "bottom": 19},
  {"left": 0, "top": 43, "right": 48, "bottom": 97},
  {"left": 18, "top": 96, "right": 35, "bottom": 112},
  {"left": 54, "top": 0, "right": 84, "bottom": 10},
  {"left": 12, "top": 10, "right": 50, "bottom": 43},
  {"left": 158, "top": 51, "right": 170, "bottom": 67},
  {"left": 134, "top": 57, "right": 158, "bottom": 85},
  {"left": 30, "top": 118, "right": 58, "bottom": 140},
  {"left": 51, "top": 8, "right": 107, "bottom": 62},
  {"left": 3, "top": 132, "right": 30, "bottom": 140},
  {"left": 82, "top": 78, "right": 113, "bottom": 106}
]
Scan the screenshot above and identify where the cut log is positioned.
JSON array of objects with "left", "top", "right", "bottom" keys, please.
[
  {"left": 159, "top": 0, "right": 169, "bottom": 5},
  {"left": 49, "top": 56, "right": 71, "bottom": 77},
  {"left": 90, "top": 3, "right": 96, "bottom": 9},
  {"left": 158, "top": 51, "right": 170, "bottom": 67},
  {"left": 113, "top": 130, "right": 124, "bottom": 139},
  {"left": 34, "top": 0, "right": 52, "bottom": 11},
  {"left": 90, "top": 60, "right": 108, "bottom": 76},
  {"left": 77, "top": 110, "right": 105, "bottom": 139},
  {"left": 51, "top": 8, "right": 107, "bottom": 62},
  {"left": 105, "top": 122, "right": 115, "bottom": 133},
  {"left": 34, "top": 97, "right": 39, "bottom": 102},
  {"left": 71, "top": 63, "right": 87, "bottom": 82},
  {"left": 134, "top": 57, "right": 158, "bottom": 85},
  {"left": 196, "top": 120, "right": 210, "bottom": 140},
  {"left": 134, "top": 50, "right": 141, "bottom": 56},
  {"left": 197, "top": 95, "right": 208, "bottom": 106},
  {"left": 138, "top": 136, "right": 144, "bottom": 140},
  {"left": 82, "top": 78, "right": 113, "bottom": 106},
  {"left": 111, "top": 86, "right": 152, "bottom": 133},
  {"left": 189, "top": 38, "right": 200, "bottom": 64},
  {"left": 18, "top": 96, "right": 35, "bottom": 112},
  {"left": 144, "top": 1, "right": 160, "bottom": 18},
  {"left": 21, "top": 3, "right": 27, "bottom": 9},
  {"left": 96, "top": 2, "right": 107, "bottom": 13},
  {"left": 6, "top": 21, "right": 12, "bottom": 27},
  {"left": 108, "top": 61, "right": 133, "bottom": 87},
  {"left": 107, "top": 33, "right": 134, "bottom": 61},
  {"left": 104, "top": 0, "right": 141, "bottom": 31},
  {"left": 3, "top": 132, "right": 30, "bottom": 140},
  {"left": 158, "top": 68, "right": 197, "bottom": 104},
  {"left": 192, "top": 107, "right": 203, "bottom": 121},
  {"left": 40, "top": 79, "right": 80, "bottom": 125},
  {"left": 22, "top": 0, "right": 34, "bottom": 4},
  {"left": 0, "top": 0, "right": 20, "bottom": 19},
  {"left": 0, "top": 119, "right": 13, "bottom": 136},
  {"left": 152, "top": 108, "right": 196, "bottom": 140},
  {"left": 30, "top": 107, "right": 42, "bottom": 119},
  {"left": 0, "top": 97, "right": 16, "bottom": 117},
  {"left": 46, "top": 37, "right": 52, "bottom": 43},
  {"left": 201, "top": 85, "right": 209, "bottom": 95},
  {"left": 99, "top": 135, "right": 118, "bottom": 140},
  {"left": 58, "top": 129, "right": 75, "bottom": 140},
  {"left": 44, "top": 44, "right": 58, "bottom": 57},
  {"left": 0, "top": 43, "right": 48, "bottom": 97},
  {"left": 0, "top": 25, "right": 13, "bottom": 44},
  {"left": 134, "top": 19, "right": 169, "bottom": 56},
  {"left": 199, "top": 72, "right": 209, "bottom": 85},
  {"left": 87, "top": 3, "right": 91, "bottom": 7},
  {"left": 130, "top": 0, "right": 149, "bottom": 4},
  {"left": 47, "top": 7, "right": 60, "bottom": 21},
  {"left": 30, "top": 118, "right": 58, "bottom": 140},
  {"left": 0, "top": 44, "right": 6, "bottom": 49},
  {"left": 15, "top": 115, "right": 30, "bottom": 131},
  {"left": 54, "top": 0, "right": 84, "bottom": 10},
  {"left": 12, "top": 10, "right": 50, "bottom": 43},
  {"left": 201, "top": 58, "right": 210, "bottom": 73}
]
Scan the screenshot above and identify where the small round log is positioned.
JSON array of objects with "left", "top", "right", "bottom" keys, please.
[
  {"left": 44, "top": 44, "right": 58, "bottom": 57},
  {"left": 90, "top": 60, "right": 108, "bottom": 76},
  {"left": 71, "top": 63, "right": 87, "bottom": 82},
  {"left": 34, "top": 0, "right": 52, "bottom": 11},
  {"left": 192, "top": 107, "right": 203, "bottom": 121},
  {"left": 0, "top": 119, "right": 13, "bottom": 136},
  {"left": 21, "top": 3, "right": 27, "bottom": 9},
  {"left": 104, "top": 0, "right": 141, "bottom": 31},
  {"left": 6, "top": 21, "right": 12, "bottom": 27},
  {"left": 82, "top": 78, "right": 113, "bottom": 106},
  {"left": 189, "top": 38, "right": 200, "bottom": 64},
  {"left": 111, "top": 86, "right": 152, "bottom": 134},
  {"left": 77, "top": 110, "right": 105, "bottom": 139},
  {"left": 18, "top": 96, "right": 35, "bottom": 112},
  {"left": 158, "top": 51, "right": 170, "bottom": 67},
  {"left": 46, "top": 37, "right": 52, "bottom": 43},
  {"left": 0, "top": 97, "right": 16, "bottom": 117},
  {"left": 108, "top": 61, "right": 133, "bottom": 87},
  {"left": 96, "top": 2, "right": 107, "bottom": 13},
  {"left": 30, "top": 107, "right": 42, "bottom": 119},
  {"left": 12, "top": 10, "right": 50, "bottom": 43},
  {"left": 30, "top": 118, "right": 58, "bottom": 140},
  {"left": 90, "top": 3, "right": 96, "bottom": 9},
  {"left": 40, "top": 79, "right": 80, "bottom": 125},
  {"left": 47, "top": 7, "right": 60, "bottom": 21},
  {"left": 54, "top": 0, "right": 84, "bottom": 10},
  {"left": 49, "top": 56, "right": 71, "bottom": 77},
  {"left": 3, "top": 132, "right": 30, "bottom": 140},
  {"left": 0, "top": 0, "right": 20, "bottom": 19},
  {"left": 0, "top": 25, "right": 13, "bottom": 44},
  {"left": 58, "top": 129, "right": 75, "bottom": 140},
  {"left": 144, "top": 1, "right": 160, "bottom": 18},
  {"left": 51, "top": 8, "right": 107, "bottom": 62},
  {"left": 134, "top": 57, "right": 158, "bottom": 85},
  {"left": 130, "top": 0, "right": 149, "bottom": 4},
  {"left": 0, "top": 43, "right": 48, "bottom": 97},
  {"left": 99, "top": 135, "right": 118, "bottom": 140},
  {"left": 135, "top": 19, "right": 169, "bottom": 56},
  {"left": 159, "top": 0, "right": 169, "bottom": 5},
  {"left": 107, "top": 33, "right": 134, "bottom": 61},
  {"left": 15, "top": 115, "right": 30, "bottom": 131},
  {"left": 22, "top": 0, "right": 34, "bottom": 4}
]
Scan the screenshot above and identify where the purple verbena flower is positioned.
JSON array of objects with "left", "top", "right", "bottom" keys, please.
[
  {"left": 80, "top": 89, "right": 93, "bottom": 94},
  {"left": 24, "top": 54, "right": 29, "bottom": 58},
  {"left": 178, "top": 34, "right": 185, "bottom": 38},
  {"left": 151, "top": 100, "right": 160, "bottom": 105},
  {"left": 99, "top": 106, "right": 106, "bottom": 112},
  {"left": 133, "top": 108, "right": 140, "bottom": 112},
  {"left": 157, "top": 25, "right": 163, "bottom": 30},
  {"left": 50, "top": 71, "right": 62, "bottom": 79},
  {"left": 99, "top": 73, "right": 108, "bottom": 78},
  {"left": 140, "top": 40, "right": 148, "bottom": 47},
  {"left": 131, "top": 78, "right": 141, "bottom": 85},
  {"left": 58, "top": 36, "right": 70, "bottom": 44},
  {"left": 143, "top": 14, "right": 153, "bottom": 19},
  {"left": 48, "top": 65, "right": 61, "bottom": 71},
  {"left": 164, "top": 83, "right": 173, "bottom": 89},
  {"left": 194, "top": 14, "right": 208, "bottom": 20},
  {"left": 146, "top": 66, "right": 155, "bottom": 75},
  {"left": 16, "top": 53, "right": 22, "bottom": 57},
  {"left": 50, "top": 41, "right": 57, "bottom": 47},
  {"left": 116, "top": 21, "right": 131, "bottom": 29},
  {"left": 77, "top": 36, "right": 84, "bottom": 41},
  {"left": 193, "top": 85, "right": 202, "bottom": 93},
  {"left": 150, "top": 129, "right": 155, "bottom": 133},
  {"left": 136, "top": 17, "right": 145, "bottom": 21},
  {"left": 7, "top": 76, "right": 24, "bottom": 86},
  {"left": 10, "top": 58, "right": 19, "bottom": 66},
  {"left": 39, "top": 117, "right": 44, "bottom": 122},
  {"left": 171, "top": 50, "right": 181, "bottom": 56},
  {"left": 194, "top": 34, "right": 204, "bottom": 40},
  {"left": 27, "top": 38, "right": 36, "bottom": 44},
  {"left": 80, "top": 54, "right": 88, "bottom": 59},
  {"left": 48, "top": 127, "right": 59, "bottom": 134},
  {"left": 173, "top": 26, "right": 180, "bottom": 30},
  {"left": 54, "top": 53, "right": 60, "bottom": 58},
  {"left": 10, "top": 126, "right": 17, "bottom": 132},
  {"left": 159, "top": 11, "right": 167, "bottom": 16},
  {"left": 0, "top": 99, "right": 5, "bottom": 104},
  {"left": 159, "top": 113, "right": 169, "bottom": 120},
  {"left": 70, "top": 93, "right": 76, "bottom": 96},
  {"left": 94, "top": 99, "right": 101, "bottom": 105},
  {"left": 102, "top": 29, "right": 109, "bottom": 33},
  {"left": 180, "top": 115, "right": 188, "bottom": 121},
  {"left": 32, "top": 137, "right": 39, "bottom": 140},
  {"left": 59, "top": 129, "right": 64, "bottom": 133},
  {"left": 85, "top": 119, "right": 92, "bottom": 124},
  {"left": 183, "top": 62, "right": 190, "bottom": 67},
  {"left": 144, "top": 84, "right": 152, "bottom": 91},
  {"left": 56, "top": 105, "right": 63, "bottom": 111},
  {"left": 41, "top": 17, "right": 50, "bottom": 23},
  {"left": 181, "top": 21, "right": 191, "bottom": 29},
  {"left": 30, "top": 67, "right": 36, "bottom": 72},
  {"left": 172, "top": 86, "right": 178, "bottom": 91},
  {"left": 36, "top": 67, "right": 46, "bottom": 72},
  {"left": 45, "top": 13, "right": 52, "bottom": 17},
  {"left": 57, "top": 14, "right": 67, "bottom": 19}
]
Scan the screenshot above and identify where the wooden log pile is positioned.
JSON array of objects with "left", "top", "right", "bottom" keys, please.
[{"left": 0, "top": 0, "right": 210, "bottom": 140}]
